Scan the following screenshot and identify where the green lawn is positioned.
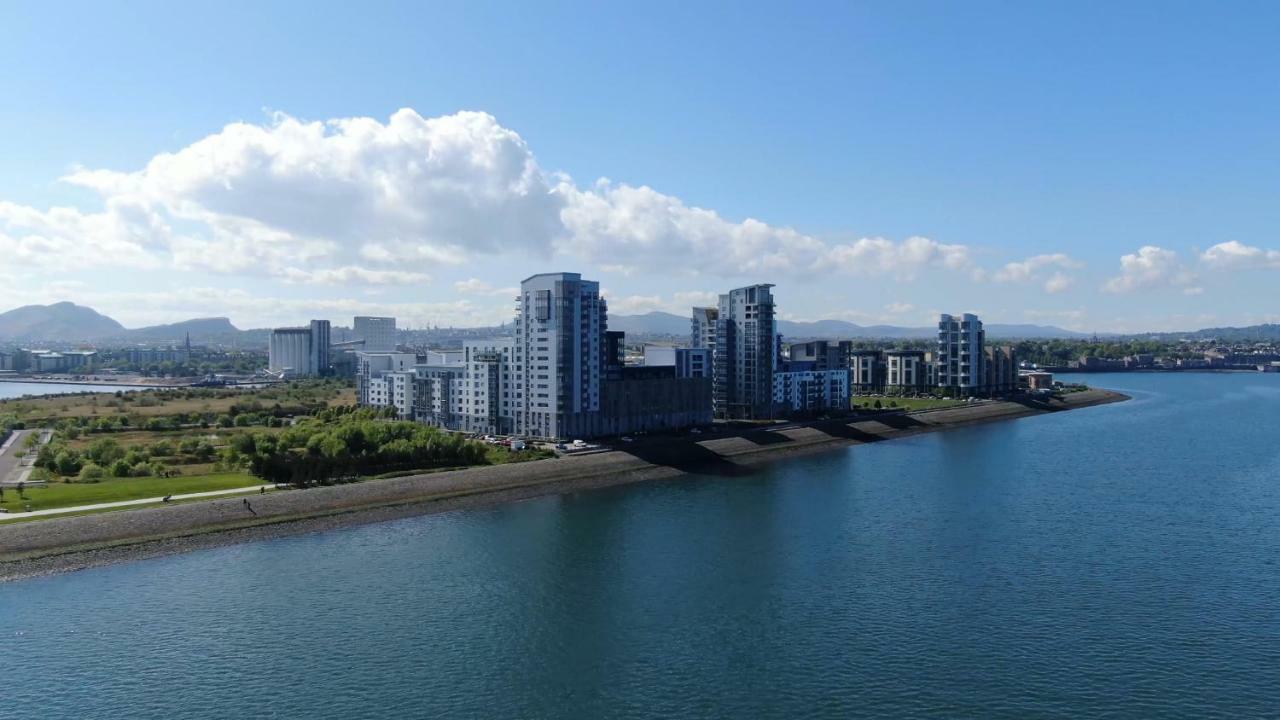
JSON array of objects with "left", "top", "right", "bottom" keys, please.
[
  {"left": 852, "top": 397, "right": 966, "bottom": 412},
  {"left": 0, "top": 472, "right": 259, "bottom": 513}
]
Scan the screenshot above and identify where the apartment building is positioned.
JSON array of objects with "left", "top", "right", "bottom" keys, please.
[
  {"left": 713, "top": 284, "right": 777, "bottom": 419},
  {"left": 936, "top": 313, "right": 985, "bottom": 391}
]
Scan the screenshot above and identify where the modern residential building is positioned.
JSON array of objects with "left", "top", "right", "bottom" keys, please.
[
  {"left": 936, "top": 313, "right": 985, "bottom": 392},
  {"left": 453, "top": 339, "right": 515, "bottom": 435},
  {"left": 772, "top": 366, "right": 851, "bottom": 414},
  {"left": 713, "top": 284, "right": 777, "bottom": 420},
  {"left": 1026, "top": 371, "right": 1054, "bottom": 390},
  {"left": 355, "top": 352, "right": 416, "bottom": 418},
  {"left": 850, "top": 349, "right": 884, "bottom": 394},
  {"left": 354, "top": 316, "right": 397, "bottom": 352},
  {"left": 983, "top": 345, "right": 1019, "bottom": 394},
  {"left": 269, "top": 321, "right": 331, "bottom": 377},
  {"left": 512, "top": 272, "right": 607, "bottom": 440},
  {"left": 412, "top": 362, "right": 464, "bottom": 428},
  {"left": 788, "top": 340, "right": 854, "bottom": 372},
  {"left": 885, "top": 350, "right": 931, "bottom": 392},
  {"left": 643, "top": 345, "right": 712, "bottom": 378},
  {"left": 690, "top": 307, "right": 718, "bottom": 352}
]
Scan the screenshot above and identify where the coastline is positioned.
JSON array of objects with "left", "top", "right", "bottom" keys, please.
[{"left": 0, "top": 388, "right": 1128, "bottom": 582}]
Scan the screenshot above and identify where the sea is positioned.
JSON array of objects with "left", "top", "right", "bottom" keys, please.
[
  {"left": 0, "top": 381, "right": 152, "bottom": 401},
  {"left": 2, "top": 372, "right": 1278, "bottom": 719}
]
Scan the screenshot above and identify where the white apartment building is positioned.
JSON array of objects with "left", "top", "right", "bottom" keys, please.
[
  {"left": 713, "top": 284, "right": 776, "bottom": 419},
  {"left": 513, "top": 273, "right": 606, "bottom": 439},
  {"left": 937, "top": 313, "right": 985, "bottom": 391},
  {"left": 690, "top": 307, "right": 718, "bottom": 351},
  {"left": 885, "top": 350, "right": 931, "bottom": 391},
  {"left": 354, "top": 316, "right": 397, "bottom": 352},
  {"left": 452, "top": 339, "right": 515, "bottom": 435},
  {"left": 356, "top": 351, "right": 417, "bottom": 418}
]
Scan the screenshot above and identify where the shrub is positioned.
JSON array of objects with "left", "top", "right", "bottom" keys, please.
[
  {"left": 109, "top": 459, "right": 133, "bottom": 477},
  {"left": 78, "top": 463, "right": 106, "bottom": 482}
]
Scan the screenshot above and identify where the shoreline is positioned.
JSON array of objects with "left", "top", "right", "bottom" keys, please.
[{"left": 0, "top": 388, "right": 1128, "bottom": 582}]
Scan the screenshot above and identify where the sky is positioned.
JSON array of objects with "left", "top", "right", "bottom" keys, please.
[{"left": 1, "top": 1, "right": 1278, "bottom": 333}]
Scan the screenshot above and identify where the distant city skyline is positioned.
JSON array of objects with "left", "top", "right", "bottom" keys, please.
[{"left": 3, "top": 2, "right": 1278, "bottom": 333}]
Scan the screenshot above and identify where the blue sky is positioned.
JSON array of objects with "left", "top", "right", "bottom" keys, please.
[{"left": 1, "top": 1, "right": 1278, "bottom": 332}]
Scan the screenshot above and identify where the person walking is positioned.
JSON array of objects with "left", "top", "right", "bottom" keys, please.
[{"left": 243, "top": 498, "right": 257, "bottom": 516}]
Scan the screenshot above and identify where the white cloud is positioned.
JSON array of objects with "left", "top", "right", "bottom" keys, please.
[
  {"left": 453, "top": 278, "right": 517, "bottom": 296},
  {"left": 603, "top": 289, "right": 718, "bottom": 315},
  {"left": 1199, "top": 240, "right": 1280, "bottom": 270},
  {"left": 1103, "top": 246, "right": 1196, "bottom": 293},
  {"left": 992, "top": 253, "right": 1082, "bottom": 293},
  {"left": 823, "top": 236, "right": 973, "bottom": 279},
  {"left": 278, "top": 266, "right": 430, "bottom": 286},
  {"left": 1044, "top": 272, "right": 1074, "bottom": 294},
  {"left": 2, "top": 108, "right": 994, "bottom": 289},
  {"left": 884, "top": 302, "right": 915, "bottom": 314}
]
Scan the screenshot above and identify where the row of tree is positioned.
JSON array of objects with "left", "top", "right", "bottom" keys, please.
[{"left": 227, "top": 409, "right": 494, "bottom": 486}]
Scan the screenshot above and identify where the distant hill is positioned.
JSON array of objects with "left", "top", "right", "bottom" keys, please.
[
  {"left": 119, "top": 317, "right": 243, "bottom": 343},
  {"left": 607, "top": 311, "right": 691, "bottom": 336},
  {"left": 0, "top": 302, "right": 125, "bottom": 341},
  {"left": 1134, "top": 323, "right": 1280, "bottom": 342},
  {"left": 608, "top": 311, "right": 1087, "bottom": 340}
]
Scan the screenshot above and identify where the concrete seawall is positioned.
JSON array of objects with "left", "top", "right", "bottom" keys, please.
[{"left": 0, "top": 388, "right": 1127, "bottom": 581}]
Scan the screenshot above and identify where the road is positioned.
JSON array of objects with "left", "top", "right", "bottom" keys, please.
[
  {"left": 0, "top": 429, "right": 33, "bottom": 485},
  {"left": 0, "top": 484, "right": 275, "bottom": 521}
]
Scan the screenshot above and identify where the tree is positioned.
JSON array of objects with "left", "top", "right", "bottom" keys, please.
[{"left": 78, "top": 463, "right": 106, "bottom": 482}]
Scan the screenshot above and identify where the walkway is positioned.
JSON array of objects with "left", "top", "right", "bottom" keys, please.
[{"left": 0, "top": 484, "right": 274, "bottom": 521}]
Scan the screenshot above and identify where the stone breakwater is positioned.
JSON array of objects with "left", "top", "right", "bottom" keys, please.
[{"left": 0, "top": 389, "right": 1127, "bottom": 581}]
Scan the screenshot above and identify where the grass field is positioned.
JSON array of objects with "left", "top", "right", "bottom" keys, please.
[
  {"left": 0, "top": 385, "right": 356, "bottom": 423},
  {"left": 852, "top": 396, "right": 966, "bottom": 412},
  {"left": 0, "top": 472, "right": 258, "bottom": 513}
]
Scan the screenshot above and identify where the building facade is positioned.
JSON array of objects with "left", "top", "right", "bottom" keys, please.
[
  {"left": 269, "top": 321, "right": 331, "bottom": 377},
  {"left": 936, "top": 313, "right": 984, "bottom": 392},
  {"left": 354, "top": 316, "right": 397, "bottom": 352},
  {"left": 512, "top": 273, "right": 607, "bottom": 440},
  {"left": 453, "top": 339, "right": 515, "bottom": 435},
  {"left": 772, "top": 368, "right": 851, "bottom": 414},
  {"left": 885, "top": 350, "right": 931, "bottom": 392},
  {"left": 355, "top": 352, "right": 417, "bottom": 418},
  {"left": 850, "top": 350, "right": 884, "bottom": 394},
  {"left": 643, "top": 345, "right": 712, "bottom": 378},
  {"left": 690, "top": 307, "right": 718, "bottom": 352},
  {"left": 713, "top": 284, "right": 776, "bottom": 420},
  {"left": 983, "top": 345, "right": 1019, "bottom": 395}
]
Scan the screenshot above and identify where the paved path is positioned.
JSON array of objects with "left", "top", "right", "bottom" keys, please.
[
  {"left": 0, "top": 429, "right": 51, "bottom": 487},
  {"left": 0, "top": 484, "right": 273, "bottom": 521}
]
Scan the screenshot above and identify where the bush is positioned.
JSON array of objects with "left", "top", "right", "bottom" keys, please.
[
  {"left": 55, "top": 450, "right": 84, "bottom": 476},
  {"left": 78, "top": 463, "right": 106, "bottom": 482},
  {"left": 109, "top": 459, "right": 133, "bottom": 477},
  {"left": 86, "top": 437, "right": 125, "bottom": 466}
]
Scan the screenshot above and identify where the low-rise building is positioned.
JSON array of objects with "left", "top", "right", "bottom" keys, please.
[
  {"left": 885, "top": 350, "right": 931, "bottom": 392},
  {"left": 850, "top": 350, "right": 884, "bottom": 394},
  {"left": 643, "top": 345, "right": 712, "bottom": 378},
  {"left": 356, "top": 352, "right": 417, "bottom": 418},
  {"left": 773, "top": 366, "right": 851, "bottom": 415},
  {"left": 1026, "top": 371, "right": 1054, "bottom": 390}
]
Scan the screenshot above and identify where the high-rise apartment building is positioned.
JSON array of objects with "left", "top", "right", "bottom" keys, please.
[
  {"left": 354, "top": 316, "right": 397, "bottom": 352},
  {"left": 690, "top": 307, "right": 718, "bottom": 351},
  {"left": 454, "top": 339, "right": 515, "bottom": 435},
  {"left": 713, "top": 284, "right": 777, "bottom": 419},
  {"left": 936, "top": 313, "right": 985, "bottom": 391},
  {"left": 512, "top": 272, "right": 607, "bottom": 439}
]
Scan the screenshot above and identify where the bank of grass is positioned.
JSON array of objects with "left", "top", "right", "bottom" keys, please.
[
  {"left": 0, "top": 472, "right": 258, "bottom": 513},
  {"left": 853, "top": 396, "right": 965, "bottom": 412}
]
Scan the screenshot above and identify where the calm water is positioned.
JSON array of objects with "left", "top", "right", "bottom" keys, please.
[
  {"left": 2, "top": 373, "right": 1278, "bottom": 718},
  {"left": 0, "top": 381, "right": 150, "bottom": 400}
]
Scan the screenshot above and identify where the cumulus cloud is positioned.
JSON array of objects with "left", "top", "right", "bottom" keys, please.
[
  {"left": 884, "top": 302, "right": 915, "bottom": 314},
  {"left": 603, "top": 290, "right": 719, "bottom": 316},
  {"left": 1103, "top": 246, "right": 1197, "bottom": 293},
  {"left": 1199, "top": 241, "right": 1280, "bottom": 270},
  {"left": 453, "top": 278, "right": 517, "bottom": 296},
  {"left": 992, "top": 253, "right": 1082, "bottom": 293},
  {"left": 0, "top": 108, "right": 991, "bottom": 286}
]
